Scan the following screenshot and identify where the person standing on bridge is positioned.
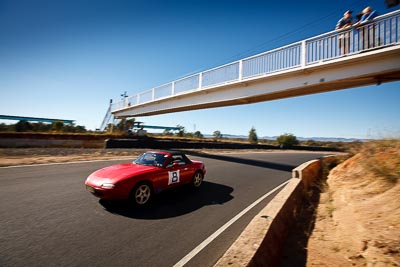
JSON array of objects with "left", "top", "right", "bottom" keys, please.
[
  {"left": 336, "top": 10, "right": 354, "bottom": 55},
  {"left": 355, "top": 6, "right": 378, "bottom": 50}
]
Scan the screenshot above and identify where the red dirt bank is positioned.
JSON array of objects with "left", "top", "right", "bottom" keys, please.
[{"left": 284, "top": 140, "right": 400, "bottom": 266}]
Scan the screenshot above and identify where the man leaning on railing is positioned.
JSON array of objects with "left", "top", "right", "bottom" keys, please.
[
  {"left": 355, "top": 6, "right": 378, "bottom": 50},
  {"left": 335, "top": 10, "right": 354, "bottom": 55}
]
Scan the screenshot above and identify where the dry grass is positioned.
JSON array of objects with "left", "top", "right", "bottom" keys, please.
[{"left": 354, "top": 139, "right": 400, "bottom": 184}]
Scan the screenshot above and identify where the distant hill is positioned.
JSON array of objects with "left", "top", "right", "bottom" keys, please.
[
  {"left": 203, "top": 134, "right": 364, "bottom": 142},
  {"left": 294, "top": 136, "right": 364, "bottom": 142}
]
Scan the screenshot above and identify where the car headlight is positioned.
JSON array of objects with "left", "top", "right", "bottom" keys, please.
[{"left": 101, "top": 183, "right": 115, "bottom": 189}]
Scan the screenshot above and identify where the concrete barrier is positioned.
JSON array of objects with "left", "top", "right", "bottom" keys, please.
[
  {"left": 214, "top": 155, "right": 338, "bottom": 267},
  {"left": 292, "top": 155, "right": 337, "bottom": 190},
  {"left": 292, "top": 159, "right": 321, "bottom": 190},
  {"left": 214, "top": 178, "right": 304, "bottom": 267}
]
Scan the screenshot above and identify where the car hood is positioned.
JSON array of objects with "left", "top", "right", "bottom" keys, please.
[{"left": 86, "top": 163, "right": 158, "bottom": 184}]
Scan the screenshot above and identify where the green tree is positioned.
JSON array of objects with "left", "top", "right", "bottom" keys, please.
[
  {"left": 193, "top": 131, "right": 203, "bottom": 139},
  {"left": 248, "top": 127, "right": 258, "bottom": 144},
  {"left": 115, "top": 118, "right": 136, "bottom": 133},
  {"left": 74, "top": 125, "right": 87, "bottom": 133},
  {"left": 0, "top": 123, "right": 10, "bottom": 132},
  {"left": 176, "top": 125, "right": 185, "bottom": 137},
  {"left": 125, "top": 118, "right": 136, "bottom": 130},
  {"left": 277, "top": 133, "right": 299, "bottom": 147},
  {"left": 51, "top": 121, "right": 64, "bottom": 132},
  {"left": 32, "top": 122, "right": 51, "bottom": 132},
  {"left": 185, "top": 132, "right": 194, "bottom": 138},
  {"left": 163, "top": 129, "right": 173, "bottom": 136},
  {"left": 105, "top": 123, "right": 114, "bottom": 133},
  {"left": 15, "top": 120, "right": 33, "bottom": 132},
  {"left": 213, "top": 130, "right": 222, "bottom": 141},
  {"left": 115, "top": 119, "right": 124, "bottom": 132}
]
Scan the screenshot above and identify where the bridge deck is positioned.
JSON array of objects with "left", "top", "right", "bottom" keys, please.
[{"left": 109, "top": 10, "right": 400, "bottom": 119}]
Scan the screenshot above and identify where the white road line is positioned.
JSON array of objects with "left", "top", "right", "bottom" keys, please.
[
  {"left": 0, "top": 157, "right": 133, "bottom": 169},
  {"left": 173, "top": 179, "right": 290, "bottom": 267}
]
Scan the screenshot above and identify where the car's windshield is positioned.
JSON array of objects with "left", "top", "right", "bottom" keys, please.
[{"left": 133, "top": 152, "right": 168, "bottom": 167}]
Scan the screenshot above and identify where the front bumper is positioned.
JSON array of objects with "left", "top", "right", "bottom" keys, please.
[{"left": 85, "top": 184, "right": 124, "bottom": 200}]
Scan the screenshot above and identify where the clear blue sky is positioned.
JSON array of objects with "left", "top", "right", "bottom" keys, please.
[{"left": 1, "top": 0, "right": 399, "bottom": 139}]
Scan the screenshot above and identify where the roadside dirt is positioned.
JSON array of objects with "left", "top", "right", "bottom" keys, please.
[
  {"left": 282, "top": 141, "right": 400, "bottom": 266},
  {"left": 0, "top": 148, "right": 143, "bottom": 166}
]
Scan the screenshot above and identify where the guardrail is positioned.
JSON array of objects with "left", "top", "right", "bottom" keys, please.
[{"left": 111, "top": 10, "right": 400, "bottom": 112}]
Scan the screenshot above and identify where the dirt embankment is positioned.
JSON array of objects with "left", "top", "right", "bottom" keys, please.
[{"left": 283, "top": 140, "right": 400, "bottom": 266}]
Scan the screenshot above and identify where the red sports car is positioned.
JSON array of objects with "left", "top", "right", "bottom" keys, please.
[{"left": 85, "top": 151, "right": 206, "bottom": 205}]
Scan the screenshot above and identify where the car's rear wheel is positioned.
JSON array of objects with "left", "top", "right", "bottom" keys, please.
[
  {"left": 131, "top": 182, "right": 152, "bottom": 206},
  {"left": 192, "top": 171, "right": 204, "bottom": 188}
]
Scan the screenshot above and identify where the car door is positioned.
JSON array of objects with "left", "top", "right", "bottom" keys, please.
[{"left": 166, "top": 155, "right": 193, "bottom": 187}]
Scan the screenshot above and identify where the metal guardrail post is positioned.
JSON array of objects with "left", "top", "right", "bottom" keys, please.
[
  {"left": 238, "top": 60, "right": 243, "bottom": 81},
  {"left": 199, "top": 72, "right": 203, "bottom": 89},
  {"left": 301, "top": 40, "right": 307, "bottom": 67}
]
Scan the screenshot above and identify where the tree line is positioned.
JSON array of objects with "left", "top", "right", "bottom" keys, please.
[
  {"left": 163, "top": 126, "right": 299, "bottom": 147},
  {"left": 247, "top": 127, "right": 299, "bottom": 147},
  {"left": 1, "top": 120, "right": 300, "bottom": 146},
  {"left": 0, "top": 121, "right": 87, "bottom": 133}
]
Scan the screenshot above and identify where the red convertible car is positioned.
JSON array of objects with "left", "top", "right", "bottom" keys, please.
[{"left": 85, "top": 151, "right": 206, "bottom": 205}]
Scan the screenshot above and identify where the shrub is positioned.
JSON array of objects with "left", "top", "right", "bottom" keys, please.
[{"left": 277, "top": 133, "right": 299, "bottom": 147}]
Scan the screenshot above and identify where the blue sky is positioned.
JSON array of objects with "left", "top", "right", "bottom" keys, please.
[{"left": 0, "top": 0, "right": 399, "bottom": 139}]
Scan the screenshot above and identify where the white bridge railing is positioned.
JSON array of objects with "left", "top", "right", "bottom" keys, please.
[{"left": 111, "top": 10, "right": 400, "bottom": 112}]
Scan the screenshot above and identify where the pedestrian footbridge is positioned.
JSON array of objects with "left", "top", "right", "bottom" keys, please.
[{"left": 101, "top": 10, "right": 400, "bottom": 130}]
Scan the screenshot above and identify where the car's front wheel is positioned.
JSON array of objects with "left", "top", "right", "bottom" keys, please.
[
  {"left": 192, "top": 171, "right": 204, "bottom": 188},
  {"left": 131, "top": 182, "right": 152, "bottom": 206}
]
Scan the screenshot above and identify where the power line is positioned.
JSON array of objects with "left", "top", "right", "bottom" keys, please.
[
  {"left": 144, "top": 0, "right": 371, "bottom": 86},
  {"left": 218, "top": 0, "right": 370, "bottom": 63}
]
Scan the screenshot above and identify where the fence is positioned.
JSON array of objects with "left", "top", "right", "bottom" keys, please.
[{"left": 111, "top": 10, "right": 400, "bottom": 112}]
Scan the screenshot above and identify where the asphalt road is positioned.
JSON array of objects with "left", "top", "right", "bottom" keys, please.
[{"left": 0, "top": 151, "right": 331, "bottom": 266}]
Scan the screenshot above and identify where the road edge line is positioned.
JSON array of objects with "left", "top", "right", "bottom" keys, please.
[{"left": 173, "top": 179, "right": 290, "bottom": 267}]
